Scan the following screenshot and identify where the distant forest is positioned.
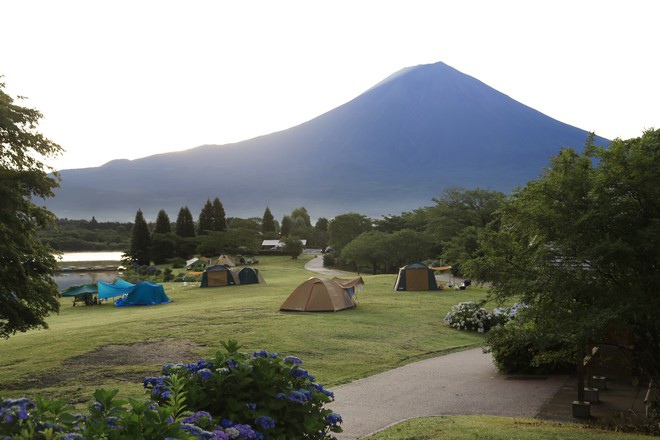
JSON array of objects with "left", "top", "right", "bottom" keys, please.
[{"left": 39, "top": 218, "right": 133, "bottom": 251}]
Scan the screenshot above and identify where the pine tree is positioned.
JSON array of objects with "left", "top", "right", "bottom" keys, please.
[
  {"left": 211, "top": 197, "right": 227, "bottom": 231},
  {"left": 198, "top": 199, "right": 214, "bottom": 235},
  {"left": 154, "top": 209, "right": 172, "bottom": 234},
  {"left": 262, "top": 207, "right": 276, "bottom": 237},
  {"left": 129, "top": 209, "right": 151, "bottom": 265},
  {"left": 175, "top": 206, "right": 196, "bottom": 237}
]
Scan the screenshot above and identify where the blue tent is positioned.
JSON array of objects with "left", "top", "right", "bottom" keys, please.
[{"left": 98, "top": 280, "right": 172, "bottom": 307}]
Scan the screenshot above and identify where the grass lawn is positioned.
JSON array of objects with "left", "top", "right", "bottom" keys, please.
[
  {"left": 0, "top": 255, "right": 490, "bottom": 405},
  {"left": 367, "top": 415, "right": 656, "bottom": 439}
]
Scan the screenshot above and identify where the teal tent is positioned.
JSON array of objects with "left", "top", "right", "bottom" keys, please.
[{"left": 98, "top": 280, "right": 172, "bottom": 307}]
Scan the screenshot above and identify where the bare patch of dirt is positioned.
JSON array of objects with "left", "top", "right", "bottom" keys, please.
[{"left": 2, "top": 339, "right": 207, "bottom": 391}]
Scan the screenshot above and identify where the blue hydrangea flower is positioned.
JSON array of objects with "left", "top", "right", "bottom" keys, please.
[
  {"left": 254, "top": 415, "right": 275, "bottom": 430},
  {"left": 220, "top": 418, "right": 235, "bottom": 428},
  {"left": 197, "top": 368, "right": 214, "bottom": 380},
  {"left": 291, "top": 368, "right": 309, "bottom": 379},
  {"left": 284, "top": 356, "right": 302, "bottom": 366},
  {"left": 327, "top": 412, "right": 343, "bottom": 425}
]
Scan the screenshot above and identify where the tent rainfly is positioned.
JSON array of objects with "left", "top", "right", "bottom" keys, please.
[
  {"left": 61, "top": 283, "right": 98, "bottom": 297},
  {"left": 200, "top": 265, "right": 237, "bottom": 287},
  {"left": 393, "top": 263, "right": 438, "bottom": 291},
  {"left": 216, "top": 255, "right": 236, "bottom": 267},
  {"left": 280, "top": 277, "right": 358, "bottom": 312},
  {"left": 97, "top": 280, "right": 172, "bottom": 307}
]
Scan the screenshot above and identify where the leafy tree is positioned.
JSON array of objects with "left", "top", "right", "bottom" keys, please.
[
  {"left": 261, "top": 206, "right": 277, "bottom": 238},
  {"left": 0, "top": 79, "right": 63, "bottom": 338},
  {"left": 197, "top": 199, "right": 214, "bottom": 235},
  {"left": 290, "top": 207, "right": 312, "bottom": 228},
  {"left": 127, "top": 209, "right": 151, "bottom": 265},
  {"left": 340, "top": 231, "right": 389, "bottom": 273},
  {"left": 465, "top": 130, "right": 660, "bottom": 383},
  {"left": 315, "top": 217, "right": 329, "bottom": 233},
  {"left": 282, "top": 236, "right": 304, "bottom": 259},
  {"left": 280, "top": 215, "right": 293, "bottom": 237},
  {"left": 175, "top": 206, "right": 196, "bottom": 238},
  {"left": 211, "top": 197, "right": 227, "bottom": 231},
  {"left": 153, "top": 209, "right": 171, "bottom": 234},
  {"left": 426, "top": 187, "right": 504, "bottom": 243},
  {"left": 386, "top": 229, "right": 433, "bottom": 269},
  {"left": 327, "top": 212, "right": 372, "bottom": 252}
]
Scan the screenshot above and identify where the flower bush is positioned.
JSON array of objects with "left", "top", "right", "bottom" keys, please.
[
  {"left": 443, "top": 301, "right": 492, "bottom": 332},
  {"left": 444, "top": 302, "right": 528, "bottom": 333},
  {"left": 0, "top": 341, "right": 342, "bottom": 439},
  {"left": 145, "top": 340, "right": 342, "bottom": 439}
]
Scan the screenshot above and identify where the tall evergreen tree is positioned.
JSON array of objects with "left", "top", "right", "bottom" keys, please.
[
  {"left": 154, "top": 209, "right": 172, "bottom": 234},
  {"left": 175, "top": 206, "right": 196, "bottom": 237},
  {"left": 262, "top": 207, "right": 276, "bottom": 237},
  {"left": 198, "top": 199, "right": 214, "bottom": 235},
  {"left": 211, "top": 197, "right": 227, "bottom": 231},
  {"left": 129, "top": 209, "right": 151, "bottom": 265}
]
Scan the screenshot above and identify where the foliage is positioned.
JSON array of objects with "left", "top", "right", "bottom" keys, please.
[
  {"left": 0, "top": 383, "right": 264, "bottom": 439},
  {"left": 280, "top": 215, "right": 292, "bottom": 237},
  {"left": 126, "top": 209, "right": 151, "bottom": 266},
  {"left": 340, "top": 229, "right": 433, "bottom": 273},
  {"left": 211, "top": 197, "right": 227, "bottom": 232},
  {"left": 282, "top": 236, "right": 304, "bottom": 259},
  {"left": 486, "top": 318, "right": 575, "bottom": 374},
  {"left": 197, "top": 199, "right": 214, "bottom": 235},
  {"left": 0, "top": 79, "right": 63, "bottom": 338},
  {"left": 150, "top": 232, "right": 177, "bottom": 264},
  {"left": 175, "top": 206, "right": 196, "bottom": 238},
  {"left": 196, "top": 229, "right": 260, "bottom": 257},
  {"left": 145, "top": 340, "right": 342, "bottom": 439},
  {"left": 38, "top": 218, "right": 132, "bottom": 251},
  {"left": 198, "top": 198, "right": 227, "bottom": 235},
  {"left": 153, "top": 209, "right": 172, "bottom": 234},
  {"left": 443, "top": 301, "right": 492, "bottom": 333},
  {"left": 465, "top": 130, "right": 660, "bottom": 383},
  {"left": 0, "top": 340, "right": 342, "bottom": 438},
  {"left": 327, "top": 213, "right": 372, "bottom": 253},
  {"left": 261, "top": 207, "right": 277, "bottom": 238}
]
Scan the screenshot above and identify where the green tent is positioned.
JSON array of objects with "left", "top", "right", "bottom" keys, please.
[
  {"left": 393, "top": 263, "right": 438, "bottom": 291},
  {"left": 61, "top": 283, "right": 98, "bottom": 297}
]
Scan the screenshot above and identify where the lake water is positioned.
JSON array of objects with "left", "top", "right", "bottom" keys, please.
[
  {"left": 58, "top": 251, "right": 125, "bottom": 262},
  {"left": 55, "top": 251, "right": 125, "bottom": 292}
]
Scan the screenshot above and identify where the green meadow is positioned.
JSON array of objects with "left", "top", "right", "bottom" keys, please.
[{"left": 0, "top": 255, "right": 488, "bottom": 405}]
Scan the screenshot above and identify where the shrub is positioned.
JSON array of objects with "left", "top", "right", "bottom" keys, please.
[
  {"left": 0, "top": 342, "right": 342, "bottom": 439},
  {"left": 443, "top": 301, "right": 492, "bottom": 332},
  {"left": 485, "top": 319, "right": 574, "bottom": 374},
  {"left": 145, "top": 340, "right": 342, "bottom": 439}
]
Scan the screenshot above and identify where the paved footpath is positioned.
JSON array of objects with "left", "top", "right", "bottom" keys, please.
[
  {"left": 304, "top": 256, "right": 567, "bottom": 439},
  {"left": 328, "top": 348, "right": 567, "bottom": 439}
]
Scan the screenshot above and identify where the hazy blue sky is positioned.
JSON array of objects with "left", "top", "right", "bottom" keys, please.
[{"left": 2, "top": 0, "right": 658, "bottom": 170}]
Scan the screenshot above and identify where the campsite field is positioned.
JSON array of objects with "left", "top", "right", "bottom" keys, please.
[{"left": 0, "top": 255, "right": 490, "bottom": 406}]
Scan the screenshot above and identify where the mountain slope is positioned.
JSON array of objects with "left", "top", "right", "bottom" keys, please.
[{"left": 47, "top": 61, "right": 608, "bottom": 221}]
